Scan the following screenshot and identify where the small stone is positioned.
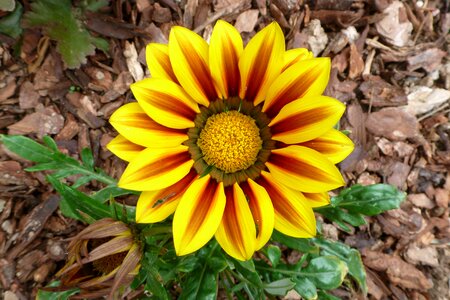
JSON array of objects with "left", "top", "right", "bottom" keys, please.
[{"left": 408, "top": 193, "right": 435, "bottom": 209}]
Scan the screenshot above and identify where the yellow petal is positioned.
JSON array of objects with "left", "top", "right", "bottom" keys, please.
[
  {"left": 303, "top": 192, "right": 330, "bottom": 208},
  {"left": 266, "top": 145, "right": 345, "bottom": 193},
  {"left": 269, "top": 96, "right": 346, "bottom": 144},
  {"left": 258, "top": 171, "right": 316, "bottom": 238},
  {"left": 263, "top": 57, "right": 331, "bottom": 118},
  {"left": 136, "top": 169, "right": 198, "bottom": 223},
  {"left": 109, "top": 102, "right": 188, "bottom": 148},
  {"left": 215, "top": 184, "right": 256, "bottom": 261},
  {"left": 283, "top": 48, "right": 314, "bottom": 71},
  {"left": 300, "top": 129, "right": 354, "bottom": 164},
  {"left": 241, "top": 179, "right": 274, "bottom": 250},
  {"left": 106, "top": 135, "right": 145, "bottom": 162},
  {"left": 169, "top": 26, "right": 217, "bottom": 106},
  {"left": 146, "top": 43, "right": 178, "bottom": 82},
  {"left": 131, "top": 78, "right": 200, "bottom": 129},
  {"left": 118, "top": 145, "right": 193, "bottom": 191},
  {"left": 173, "top": 176, "right": 226, "bottom": 256},
  {"left": 239, "top": 22, "right": 285, "bottom": 105},
  {"left": 209, "top": 20, "right": 243, "bottom": 99}
]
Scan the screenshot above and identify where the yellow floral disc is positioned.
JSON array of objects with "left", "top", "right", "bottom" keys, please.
[{"left": 197, "top": 111, "right": 262, "bottom": 173}]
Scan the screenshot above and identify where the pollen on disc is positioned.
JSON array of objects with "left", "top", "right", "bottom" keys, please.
[{"left": 197, "top": 111, "right": 262, "bottom": 173}]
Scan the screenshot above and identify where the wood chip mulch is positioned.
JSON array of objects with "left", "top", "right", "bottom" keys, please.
[{"left": 0, "top": 0, "right": 448, "bottom": 299}]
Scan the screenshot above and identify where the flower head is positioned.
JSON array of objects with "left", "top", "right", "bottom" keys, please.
[
  {"left": 108, "top": 21, "right": 354, "bottom": 260},
  {"left": 55, "top": 218, "right": 141, "bottom": 299}
]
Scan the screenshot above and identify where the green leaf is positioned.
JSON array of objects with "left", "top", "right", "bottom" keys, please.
[
  {"left": 180, "top": 269, "right": 217, "bottom": 300},
  {"left": 0, "top": 2, "right": 23, "bottom": 38},
  {"left": 266, "top": 245, "right": 281, "bottom": 267},
  {"left": 207, "top": 256, "right": 228, "bottom": 274},
  {"left": 1, "top": 135, "right": 54, "bottom": 163},
  {"left": 42, "top": 135, "right": 59, "bottom": 152},
  {"left": 264, "top": 278, "right": 295, "bottom": 296},
  {"left": 293, "top": 277, "right": 317, "bottom": 300},
  {"left": 272, "top": 230, "right": 318, "bottom": 253},
  {"left": 72, "top": 175, "right": 97, "bottom": 188},
  {"left": 300, "top": 256, "right": 348, "bottom": 290},
  {"left": 233, "top": 259, "right": 263, "bottom": 288},
  {"left": 317, "top": 290, "right": 341, "bottom": 300},
  {"left": 47, "top": 175, "right": 110, "bottom": 221},
  {"left": 312, "top": 238, "right": 367, "bottom": 294},
  {"left": 176, "top": 256, "right": 199, "bottom": 273},
  {"left": 2, "top": 135, "right": 116, "bottom": 186},
  {"left": 315, "top": 184, "right": 406, "bottom": 232},
  {"left": 179, "top": 243, "right": 222, "bottom": 300},
  {"left": 91, "top": 186, "right": 136, "bottom": 202},
  {"left": 79, "top": 0, "right": 109, "bottom": 12},
  {"left": 80, "top": 148, "right": 94, "bottom": 170},
  {"left": 332, "top": 184, "right": 406, "bottom": 215},
  {"left": 145, "top": 270, "right": 170, "bottom": 300},
  {"left": 24, "top": 0, "right": 106, "bottom": 68},
  {"left": 36, "top": 281, "right": 79, "bottom": 300}
]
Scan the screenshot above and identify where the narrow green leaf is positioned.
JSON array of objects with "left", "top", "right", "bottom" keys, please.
[
  {"left": 80, "top": 148, "right": 95, "bottom": 170},
  {"left": 36, "top": 281, "right": 79, "bottom": 300},
  {"left": 0, "top": 135, "right": 54, "bottom": 163},
  {"left": 266, "top": 245, "right": 281, "bottom": 267},
  {"left": 264, "top": 278, "right": 295, "bottom": 296},
  {"left": 81, "top": 0, "right": 109, "bottom": 11},
  {"left": 233, "top": 259, "right": 263, "bottom": 288},
  {"left": 72, "top": 175, "right": 96, "bottom": 188},
  {"left": 51, "top": 169, "right": 86, "bottom": 180},
  {"left": 25, "top": 162, "right": 66, "bottom": 172},
  {"left": 272, "top": 230, "right": 318, "bottom": 253},
  {"left": 47, "top": 175, "right": 110, "bottom": 221},
  {"left": 42, "top": 135, "right": 59, "bottom": 152},
  {"left": 300, "top": 256, "right": 348, "bottom": 290},
  {"left": 91, "top": 186, "right": 136, "bottom": 202},
  {"left": 293, "top": 277, "right": 317, "bottom": 300},
  {"left": 317, "top": 290, "right": 341, "bottom": 300}
]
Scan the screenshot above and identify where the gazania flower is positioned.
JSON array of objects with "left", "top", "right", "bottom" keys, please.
[
  {"left": 107, "top": 21, "right": 353, "bottom": 261},
  {"left": 55, "top": 218, "right": 141, "bottom": 299}
]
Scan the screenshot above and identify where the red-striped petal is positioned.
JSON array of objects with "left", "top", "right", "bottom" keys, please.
[{"left": 173, "top": 176, "right": 226, "bottom": 256}]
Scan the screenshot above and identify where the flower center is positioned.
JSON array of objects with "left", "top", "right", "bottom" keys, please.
[
  {"left": 91, "top": 238, "right": 127, "bottom": 275},
  {"left": 197, "top": 110, "right": 262, "bottom": 173}
]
